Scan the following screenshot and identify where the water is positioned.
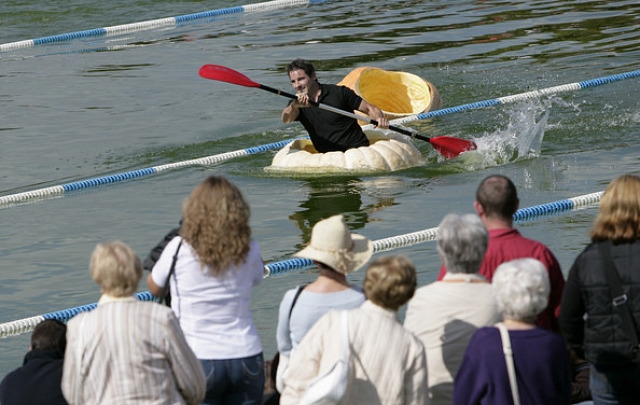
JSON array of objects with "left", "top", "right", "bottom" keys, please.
[{"left": 1, "top": 0, "right": 639, "bottom": 377}]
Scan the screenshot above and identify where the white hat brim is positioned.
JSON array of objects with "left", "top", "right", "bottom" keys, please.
[{"left": 294, "top": 233, "right": 373, "bottom": 274}]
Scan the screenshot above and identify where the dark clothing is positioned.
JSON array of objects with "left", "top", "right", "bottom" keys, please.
[
  {"left": 590, "top": 362, "right": 640, "bottom": 405},
  {"left": 143, "top": 224, "right": 180, "bottom": 307},
  {"left": 559, "top": 240, "right": 640, "bottom": 368},
  {"left": 143, "top": 226, "right": 180, "bottom": 271},
  {"left": 571, "top": 359, "right": 592, "bottom": 403},
  {"left": 292, "top": 83, "right": 369, "bottom": 153},
  {"left": 453, "top": 327, "right": 572, "bottom": 405},
  {"left": 0, "top": 349, "right": 68, "bottom": 405}
]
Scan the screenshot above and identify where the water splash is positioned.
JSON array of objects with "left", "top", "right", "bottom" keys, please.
[{"left": 453, "top": 97, "right": 552, "bottom": 171}]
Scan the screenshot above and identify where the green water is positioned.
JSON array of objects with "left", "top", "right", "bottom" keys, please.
[{"left": 1, "top": 0, "right": 639, "bottom": 376}]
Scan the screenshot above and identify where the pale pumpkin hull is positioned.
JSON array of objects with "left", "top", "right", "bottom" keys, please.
[{"left": 265, "top": 129, "right": 425, "bottom": 174}]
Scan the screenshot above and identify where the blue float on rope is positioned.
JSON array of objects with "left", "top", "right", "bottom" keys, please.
[
  {"left": 389, "top": 69, "right": 640, "bottom": 125},
  {"left": 0, "top": 139, "right": 299, "bottom": 208},
  {"left": 0, "top": 190, "right": 603, "bottom": 338}
]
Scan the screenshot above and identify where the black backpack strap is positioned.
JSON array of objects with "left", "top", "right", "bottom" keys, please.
[{"left": 160, "top": 239, "right": 183, "bottom": 303}]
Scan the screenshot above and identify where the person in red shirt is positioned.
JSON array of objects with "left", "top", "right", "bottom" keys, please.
[{"left": 437, "top": 174, "right": 565, "bottom": 332}]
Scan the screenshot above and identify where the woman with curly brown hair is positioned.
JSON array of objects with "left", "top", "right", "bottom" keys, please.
[
  {"left": 560, "top": 174, "right": 640, "bottom": 405},
  {"left": 148, "top": 176, "right": 265, "bottom": 405}
]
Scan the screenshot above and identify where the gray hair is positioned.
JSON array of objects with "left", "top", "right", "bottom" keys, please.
[
  {"left": 437, "top": 213, "right": 488, "bottom": 274},
  {"left": 492, "top": 258, "right": 550, "bottom": 322}
]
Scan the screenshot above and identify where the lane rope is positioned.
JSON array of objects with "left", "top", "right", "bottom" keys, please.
[
  {"left": 0, "top": 138, "right": 300, "bottom": 208},
  {"left": 391, "top": 69, "right": 640, "bottom": 125},
  {"left": 0, "top": 190, "right": 602, "bottom": 338},
  {"left": 0, "top": 0, "right": 326, "bottom": 52},
  {"left": 4, "top": 69, "right": 636, "bottom": 208}
]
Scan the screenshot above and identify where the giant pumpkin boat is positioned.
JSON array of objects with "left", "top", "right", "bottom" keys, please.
[
  {"left": 265, "top": 128, "right": 425, "bottom": 174},
  {"left": 265, "top": 67, "right": 441, "bottom": 173}
]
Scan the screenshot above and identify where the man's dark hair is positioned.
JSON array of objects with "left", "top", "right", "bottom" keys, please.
[
  {"left": 476, "top": 175, "right": 518, "bottom": 219},
  {"left": 31, "top": 319, "right": 67, "bottom": 354},
  {"left": 286, "top": 58, "right": 316, "bottom": 79}
]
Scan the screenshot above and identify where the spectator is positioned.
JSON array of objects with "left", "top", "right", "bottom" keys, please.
[
  {"left": 148, "top": 176, "right": 265, "bottom": 405},
  {"left": 560, "top": 174, "right": 640, "bottom": 405},
  {"left": 281, "top": 256, "right": 428, "bottom": 405},
  {"left": 62, "top": 240, "right": 205, "bottom": 404},
  {"left": 275, "top": 214, "right": 371, "bottom": 392},
  {"left": 0, "top": 319, "right": 68, "bottom": 405},
  {"left": 404, "top": 213, "right": 501, "bottom": 404},
  {"left": 454, "top": 258, "right": 572, "bottom": 405},
  {"left": 437, "top": 174, "right": 565, "bottom": 332}
]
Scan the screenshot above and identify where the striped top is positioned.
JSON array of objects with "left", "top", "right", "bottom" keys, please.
[
  {"left": 281, "top": 300, "right": 428, "bottom": 405},
  {"left": 62, "top": 295, "right": 206, "bottom": 405}
]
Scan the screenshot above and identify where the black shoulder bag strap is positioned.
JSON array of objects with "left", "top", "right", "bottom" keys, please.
[
  {"left": 598, "top": 241, "right": 640, "bottom": 359},
  {"left": 288, "top": 284, "right": 306, "bottom": 320},
  {"left": 160, "top": 239, "right": 183, "bottom": 305}
]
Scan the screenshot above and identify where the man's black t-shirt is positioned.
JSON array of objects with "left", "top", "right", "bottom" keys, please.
[{"left": 292, "top": 83, "right": 370, "bottom": 153}]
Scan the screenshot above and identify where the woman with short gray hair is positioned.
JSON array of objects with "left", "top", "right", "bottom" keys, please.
[
  {"left": 493, "top": 258, "right": 550, "bottom": 323},
  {"left": 437, "top": 213, "right": 488, "bottom": 274},
  {"left": 454, "top": 258, "right": 572, "bottom": 405},
  {"left": 405, "top": 213, "right": 500, "bottom": 405}
]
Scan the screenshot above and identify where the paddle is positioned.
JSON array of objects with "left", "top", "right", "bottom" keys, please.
[{"left": 198, "top": 64, "right": 477, "bottom": 159}]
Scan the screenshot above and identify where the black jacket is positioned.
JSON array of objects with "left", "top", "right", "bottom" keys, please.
[
  {"left": 0, "top": 349, "right": 68, "bottom": 405},
  {"left": 560, "top": 240, "right": 640, "bottom": 368}
]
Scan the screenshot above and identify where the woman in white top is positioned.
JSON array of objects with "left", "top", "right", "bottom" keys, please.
[
  {"left": 275, "top": 214, "right": 372, "bottom": 392},
  {"left": 148, "top": 176, "right": 265, "bottom": 405}
]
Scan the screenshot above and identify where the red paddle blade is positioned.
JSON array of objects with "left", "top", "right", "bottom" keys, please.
[
  {"left": 198, "top": 64, "right": 260, "bottom": 88},
  {"left": 430, "top": 136, "right": 477, "bottom": 159}
]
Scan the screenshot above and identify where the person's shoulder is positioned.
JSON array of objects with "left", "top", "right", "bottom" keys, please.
[
  {"left": 470, "top": 325, "right": 499, "bottom": 342},
  {"left": 130, "top": 299, "right": 173, "bottom": 318},
  {"left": 408, "top": 282, "right": 438, "bottom": 302},
  {"left": 343, "top": 285, "right": 365, "bottom": 297},
  {"left": 67, "top": 310, "right": 90, "bottom": 327},
  {"left": 532, "top": 326, "right": 568, "bottom": 343},
  {"left": 576, "top": 241, "right": 600, "bottom": 258},
  {"left": 280, "top": 285, "right": 305, "bottom": 304},
  {"left": 306, "top": 308, "right": 343, "bottom": 335},
  {"left": 0, "top": 366, "right": 21, "bottom": 390},
  {"left": 523, "top": 328, "right": 570, "bottom": 353},
  {"left": 458, "top": 327, "right": 500, "bottom": 360},
  {"left": 249, "top": 239, "right": 261, "bottom": 250},
  {"left": 511, "top": 228, "right": 555, "bottom": 251}
]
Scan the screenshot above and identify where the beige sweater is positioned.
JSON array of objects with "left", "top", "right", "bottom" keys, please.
[
  {"left": 281, "top": 300, "right": 428, "bottom": 405},
  {"left": 404, "top": 273, "right": 501, "bottom": 405}
]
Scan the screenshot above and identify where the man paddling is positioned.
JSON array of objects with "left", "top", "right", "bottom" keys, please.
[{"left": 281, "top": 59, "right": 389, "bottom": 153}]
